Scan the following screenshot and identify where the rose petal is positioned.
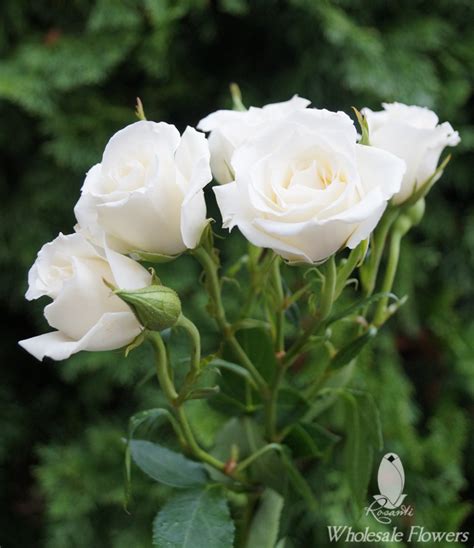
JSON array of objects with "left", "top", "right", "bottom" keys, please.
[
  {"left": 19, "top": 311, "right": 141, "bottom": 361},
  {"left": 44, "top": 257, "right": 124, "bottom": 340}
]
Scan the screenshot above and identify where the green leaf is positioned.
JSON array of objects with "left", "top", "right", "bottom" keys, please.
[
  {"left": 211, "top": 417, "right": 252, "bottom": 466},
  {"left": 353, "top": 108, "right": 370, "bottom": 144},
  {"left": 242, "top": 418, "right": 287, "bottom": 492},
  {"left": 209, "top": 391, "right": 249, "bottom": 416},
  {"left": 280, "top": 449, "right": 318, "bottom": 513},
  {"left": 326, "top": 292, "right": 398, "bottom": 325},
  {"left": 234, "top": 327, "right": 278, "bottom": 383},
  {"left": 216, "top": 328, "right": 277, "bottom": 411},
  {"left": 275, "top": 539, "right": 295, "bottom": 548},
  {"left": 246, "top": 488, "right": 284, "bottom": 548},
  {"left": 130, "top": 440, "right": 207, "bottom": 488},
  {"left": 285, "top": 422, "right": 341, "bottom": 458},
  {"left": 186, "top": 386, "right": 220, "bottom": 400},
  {"left": 276, "top": 387, "right": 311, "bottom": 430},
  {"left": 153, "top": 487, "right": 235, "bottom": 548},
  {"left": 232, "top": 319, "right": 272, "bottom": 333},
  {"left": 211, "top": 418, "right": 287, "bottom": 491},
  {"left": 129, "top": 408, "right": 176, "bottom": 440},
  {"left": 342, "top": 392, "right": 374, "bottom": 514},
  {"left": 124, "top": 330, "right": 147, "bottom": 357},
  {"left": 282, "top": 278, "right": 302, "bottom": 327},
  {"left": 331, "top": 327, "right": 377, "bottom": 369},
  {"left": 350, "top": 390, "right": 383, "bottom": 451},
  {"left": 206, "top": 358, "right": 258, "bottom": 389},
  {"left": 304, "top": 362, "right": 357, "bottom": 422},
  {"left": 185, "top": 401, "right": 228, "bottom": 449},
  {"left": 125, "top": 409, "right": 182, "bottom": 507}
]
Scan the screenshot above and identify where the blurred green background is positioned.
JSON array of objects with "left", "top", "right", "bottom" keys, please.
[{"left": 1, "top": 1, "right": 473, "bottom": 546}]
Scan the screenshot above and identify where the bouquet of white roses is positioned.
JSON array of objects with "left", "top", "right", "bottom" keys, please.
[{"left": 20, "top": 90, "right": 459, "bottom": 547}]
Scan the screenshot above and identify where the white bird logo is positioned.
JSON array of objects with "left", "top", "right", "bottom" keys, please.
[{"left": 373, "top": 453, "right": 407, "bottom": 509}]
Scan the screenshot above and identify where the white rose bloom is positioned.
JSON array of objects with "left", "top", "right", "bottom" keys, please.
[
  {"left": 19, "top": 233, "right": 151, "bottom": 361},
  {"left": 214, "top": 108, "right": 406, "bottom": 264},
  {"left": 197, "top": 96, "right": 310, "bottom": 184},
  {"left": 74, "top": 121, "right": 212, "bottom": 256},
  {"left": 362, "top": 102, "right": 460, "bottom": 204}
]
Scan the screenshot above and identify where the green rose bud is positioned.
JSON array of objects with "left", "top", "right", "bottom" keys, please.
[
  {"left": 404, "top": 197, "right": 425, "bottom": 227},
  {"left": 115, "top": 285, "right": 181, "bottom": 332},
  {"left": 393, "top": 214, "right": 413, "bottom": 238}
]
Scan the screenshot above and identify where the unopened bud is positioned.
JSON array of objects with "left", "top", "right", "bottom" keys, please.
[
  {"left": 393, "top": 214, "right": 413, "bottom": 237},
  {"left": 405, "top": 198, "right": 425, "bottom": 227},
  {"left": 116, "top": 285, "right": 181, "bottom": 331}
]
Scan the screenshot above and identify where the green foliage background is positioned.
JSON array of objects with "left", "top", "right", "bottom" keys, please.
[{"left": 1, "top": 1, "right": 473, "bottom": 546}]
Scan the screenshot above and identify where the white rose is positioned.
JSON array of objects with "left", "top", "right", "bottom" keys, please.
[
  {"left": 362, "top": 102, "right": 460, "bottom": 204},
  {"left": 197, "top": 96, "right": 310, "bottom": 184},
  {"left": 19, "top": 233, "right": 151, "bottom": 361},
  {"left": 74, "top": 121, "right": 212, "bottom": 256},
  {"left": 214, "top": 108, "right": 406, "bottom": 264}
]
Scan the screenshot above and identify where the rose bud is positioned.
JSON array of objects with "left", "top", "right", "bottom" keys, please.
[{"left": 115, "top": 285, "right": 182, "bottom": 332}]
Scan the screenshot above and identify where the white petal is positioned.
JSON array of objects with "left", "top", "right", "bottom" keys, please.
[
  {"left": 197, "top": 109, "right": 244, "bottom": 133},
  {"left": 19, "top": 331, "right": 83, "bottom": 361},
  {"left": 80, "top": 163, "right": 103, "bottom": 195},
  {"left": 261, "top": 95, "right": 311, "bottom": 116},
  {"left": 380, "top": 103, "right": 439, "bottom": 128},
  {"left": 25, "top": 233, "right": 100, "bottom": 300},
  {"left": 104, "top": 241, "right": 151, "bottom": 290},
  {"left": 181, "top": 189, "right": 207, "bottom": 249},
  {"left": 96, "top": 190, "right": 184, "bottom": 255},
  {"left": 19, "top": 312, "right": 141, "bottom": 361},
  {"left": 102, "top": 121, "right": 180, "bottom": 176},
  {"left": 207, "top": 130, "right": 235, "bottom": 184},
  {"left": 78, "top": 311, "right": 142, "bottom": 352},
  {"left": 74, "top": 192, "right": 105, "bottom": 247},
  {"left": 44, "top": 257, "right": 125, "bottom": 340},
  {"left": 253, "top": 217, "right": 354, "bottom": 263},
  {"left": 414, "top": 121, "right": 460, "bottom": 185},
  {"left": 368, "top": 123, "right": 433, "bottom": 203},
  {"left": 174, "top": 128, "right": 211, "bottom": 248},
  {"left": 355, "top": 144, "right": 405, "bottom": 199},
  {"left": 346, "top": 203, "right": 386, "bottom": 248},
  {"left": 214, "top": 181, "right": 246, "bottom": 228},
  {"left": 175, "top": 127, "right": 211, "bottom": 192},
  {"left": 238, "top": 220, "right": 315, "bottom": 263}
]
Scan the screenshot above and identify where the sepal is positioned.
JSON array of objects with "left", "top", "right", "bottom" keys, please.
[{"left": 115, "top": 285, "right": 182, "bottom": 332}]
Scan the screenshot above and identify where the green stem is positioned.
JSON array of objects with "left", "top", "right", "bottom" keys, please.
[
  {"left": 192, "top": 246, "right": 269, "bottom": 395},
  {"left": 283, "top": 255, "right": 336, "bottom": 366},
  {"left": 192, "top": 246, "right": 227, "bottom": 330},
  {"left": 240, "top": 249, "right": 275, "bottom": 319},
  {"left": 319, "top": 255, "right": 336, "bottom": 319},
  {"left": 147, "top": 332, "right": 178, "bottom": 401},
  {"left": 147, "top": 332, "right": 227, "bottom": 473},
  {"left": 361, "top": 208, "right": 399, "bottom": 297},
  {"left": 265, "top": 362, "right": 288, "bottom": 440},
  {"left": 227, "top": 336, "right": 268, "bottom": 395},
  {"left": 373, "top": 216, "right": 411, "bottom": 326},
  {"left": 265, "top": 256, "right": 287, "bottom": 440},
  {"left": 175, "top": 406, "right": 226, "bottom": 472},
  {"left": 334, "top": 241, "right": 366, "bottom": 299},
  {"left": 271, "top": 255, "right": 285, "bottom": 353},
  {"left": 175, "top": 314, "right": 201, "bottom": 374},
  {"left": 283, "top": 315, "right": 321, "bottom": 367},
  {"left": 235, "top": 443, "right": 282, "bottom": 473}
]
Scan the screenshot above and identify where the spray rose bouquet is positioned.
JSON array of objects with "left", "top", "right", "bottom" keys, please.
[{"left": 20, "top": 90, "right": 459, "bottom": 547}]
